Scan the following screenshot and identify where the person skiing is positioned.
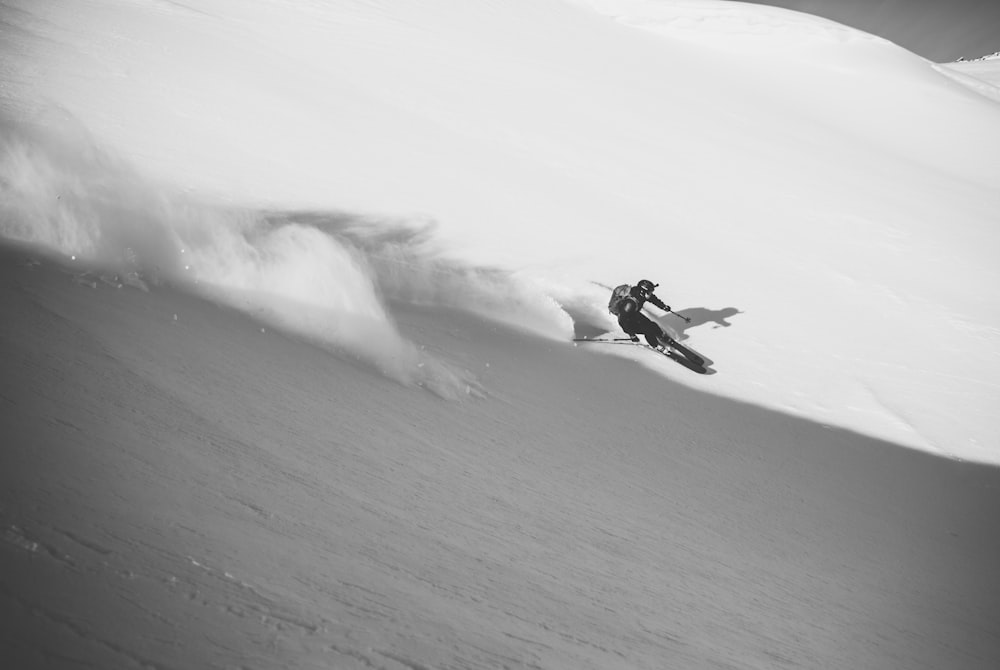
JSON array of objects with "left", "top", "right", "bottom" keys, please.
[
  {"left": 613, "top": 279, "right": 673, "bottom": 349},
  {"left": 596, "top": 280, "right": 705, "bottom": 368}
]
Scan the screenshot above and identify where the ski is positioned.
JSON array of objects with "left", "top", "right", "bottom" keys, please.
[
  {"left": 659, "top": 337, "right": 705, "bottom": 367},
  {"left": 573, "top": 338, "right": 708, "bottom": 374},
  {"left": 657, "top": 346, "right": 708, "bottom": 374}
]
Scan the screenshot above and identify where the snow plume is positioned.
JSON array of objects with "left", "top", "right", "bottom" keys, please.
[
  {"left": 0, "top": 112, "right": 181, "bottom": 276},
  {"left": 264, "top": 212, "right": 574, "bottom": 342},
  {"left": 0, "top": 113, "right": 490, "bottom": 398}
]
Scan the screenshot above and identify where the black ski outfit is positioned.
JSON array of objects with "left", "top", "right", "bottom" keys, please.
[{"left": 618, "top": 281, "right": 671, "bottom": 348}]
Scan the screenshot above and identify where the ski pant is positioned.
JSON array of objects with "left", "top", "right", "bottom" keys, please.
[{"left": 619, "top": 313, "right": 663, "bottom": 348}]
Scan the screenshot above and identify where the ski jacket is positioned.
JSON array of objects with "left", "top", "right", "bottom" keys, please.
[{"left": 619, "top": 285, "right": 667, "bottom": 316}]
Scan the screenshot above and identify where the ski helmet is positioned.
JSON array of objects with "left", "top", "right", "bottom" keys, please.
[{"left": 637, "top": 279, "right": 656, "bottom": 293}]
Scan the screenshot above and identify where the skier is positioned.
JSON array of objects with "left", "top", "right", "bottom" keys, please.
[
  {"left": 613, "top": 279, "right": 673, "bottom": 350},
  {"left": 591, "top": 279, "right": 705, "bottom": 369}
]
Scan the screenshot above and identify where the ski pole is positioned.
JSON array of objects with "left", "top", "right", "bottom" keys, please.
[
  {"left": 667, "top": 309, "right": 691, "bottom": 324},
  {"left": 572, "top": 337, "right": 636, "bottom": 342}
]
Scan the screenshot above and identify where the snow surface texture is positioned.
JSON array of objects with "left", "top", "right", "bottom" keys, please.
[
  {"left": 1, "top": 0, "right": 999, "bottom": 462},
  {"left": 3, "top": 246, "right": 1000, "bottom": 669}
]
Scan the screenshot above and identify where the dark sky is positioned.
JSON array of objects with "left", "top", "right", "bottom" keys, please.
[{"left": 743, "top": 0, "right": 1000, "bottom": 61}]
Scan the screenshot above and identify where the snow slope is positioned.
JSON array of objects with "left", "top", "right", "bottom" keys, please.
[
  {"left": 0, "top": 0, "right": 998, "bottom": 463},
  {"left": 2, "top": 243, "right": 999, "bottom": 669},
  {"left": 938, "top": 54, "right": 1000, "bottom": 102}
]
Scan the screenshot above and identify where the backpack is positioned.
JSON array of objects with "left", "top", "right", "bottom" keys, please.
[{"left": 608, "top": 284, "right": 632, "bottom": 316}]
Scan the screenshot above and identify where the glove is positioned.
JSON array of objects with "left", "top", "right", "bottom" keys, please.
[
  {"left": 664, "top": 305, "right": 671, "bottom": 312},
  {"left": 629, "top": 335, "right": 640, "bottom": 342}
]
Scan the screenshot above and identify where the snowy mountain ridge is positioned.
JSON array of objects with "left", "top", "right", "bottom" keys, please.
[
  {"left": 955, "top": 51, "right": 1000, "bottom": 62},
  {"left": 564, "top": 0, "right": 891, "bottom": 50},
  {"left": 939, "top": 50, "right": 1000, "bottom": 101}
]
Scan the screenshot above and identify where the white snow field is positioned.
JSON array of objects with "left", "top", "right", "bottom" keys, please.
[
  {"left": 2, "top": 0, "right": 999, "bottom": 461},
  {"left": 2, "top": 1, "right": 1000, "bottom": 668}
]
